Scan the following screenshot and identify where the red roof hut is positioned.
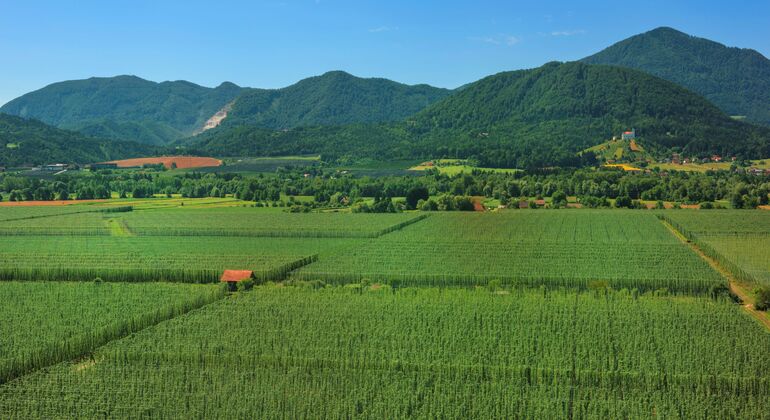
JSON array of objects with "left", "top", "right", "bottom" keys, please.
[{"left": 221, "top": 270, "right": 255, "bottom": 291}]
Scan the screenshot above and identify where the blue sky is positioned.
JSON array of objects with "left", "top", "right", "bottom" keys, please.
[{"left": 1, "top": 0, "right": 768, "bottom": 105}]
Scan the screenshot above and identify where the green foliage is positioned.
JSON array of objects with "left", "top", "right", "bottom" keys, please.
[
  {"left": 295, "top": 212, "right": 725, "bottom": 293},
  {"left": 583, "top": 27, "right": 770, "bottom": 126},
  {"left": 1, "top": 287, "right": 769, "bottom": 418},
  {"left": 225, "top": 71, "right": 451, "bottom": 129},
  {"left": 188, "top": 62, "right": 770, "bottom": 167},
  {"left": 0, "top": 282, "right": 224, "bottom": 384},
  {"left": 755, "top": 287, "right": 770, "bottom": 311},
  {"left": 0, "top": 76, "right": 244, "bottom": 144},
  {"left": 0, "top": 114, "right": 157, "bottom": 166}
]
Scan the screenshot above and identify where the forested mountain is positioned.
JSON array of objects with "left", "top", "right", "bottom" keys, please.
[
  {"left": 582, "top": 27, "right": 770, "bottom": 126},
  {"left": 223, "top": 71, "right": 452, "bottom": 128},
  {"left": 188, "top": 62, "right": 770, "bottom": 168},
  {"left": 0, "top": 76, "right": 245, "bottom": 145},
  {"left": 0, "top": 114, "right": 157, "bottom": 166}
]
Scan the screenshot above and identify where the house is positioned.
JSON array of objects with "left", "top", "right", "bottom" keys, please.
[
  {"left": 220, "top": 270, "right": 255, "bottom": 291},
  {"left": 672, "top": 153, "right": 681, "bottom": 165},
  {"left": 711, "top": 155, "right": 723, "bottom": 162},
  {"left": 621, "top": 129, "right": 636, "bottom": 141}
]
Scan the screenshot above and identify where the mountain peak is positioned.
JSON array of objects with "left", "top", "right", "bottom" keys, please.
[{"left": 582, "top": 28, "right": 770, "bottom": 125}]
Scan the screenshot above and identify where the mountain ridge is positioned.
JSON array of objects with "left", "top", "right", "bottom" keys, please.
[
  {"left": 582, "top": 26, "right": 770, "bottom": 126},
  {"left": 188, "top": 61, "right": 770, "bottom": 168},
  {"left": 0, "top": 113, "right": 158, "bottom": 166}
]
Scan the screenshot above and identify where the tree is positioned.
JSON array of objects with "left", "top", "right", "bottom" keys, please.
[
  {"left": 455, "top": 196, "right": 475, "bottom": 211},
  {"left": 405, "top": 186, "right": 430, "bottom": 210},
  {"left": 615, "top": 195, "right": 633, "bottom": 208},
  {"left": 551, "top": 190, "right": 568, "bottom": 208},
  {"left": 755, "top": 288, "right": 770, "bottom": 311}
]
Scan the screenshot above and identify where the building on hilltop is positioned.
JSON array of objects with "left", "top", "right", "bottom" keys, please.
[{"left": 621, "top": 129, "right": 636, "bottom": 141}]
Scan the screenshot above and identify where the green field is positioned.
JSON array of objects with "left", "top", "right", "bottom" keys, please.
[
  {"left": 664, "top": 211, "right": 770, "bottom": 287},
  {"left": 0, "top": 286, "right": 767, "bottom": 418},
  {"left": 0, "top": 281, "right": 223, "bottom": 384},
  {"left": 294, "top": 212, "right": 723, "bottom": 292},
  {"left": 120, "top": 209, "right": 427, "bottom": 237},
  {"left": 0, "top": 204, "right": 768, "bottom": 417}
]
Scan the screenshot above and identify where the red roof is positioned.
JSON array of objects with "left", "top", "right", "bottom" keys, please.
[
  {"left": 220, "top": 270, "right": 254, "bottom": 282},
  {"left": 623, "top": 131, "right": 633, "bottom": 134}
]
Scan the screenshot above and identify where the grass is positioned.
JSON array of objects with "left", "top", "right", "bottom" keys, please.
[{"left": 409, "top": 159, "right": 520, "bottom": 175}]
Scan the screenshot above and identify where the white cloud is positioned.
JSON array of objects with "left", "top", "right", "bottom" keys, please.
[
  {"left": 470, "top": 34, "right": 521, "bottom": 46},
  {"left": 369, "top": 26, "right": 399, "bottom": 33},
  {"left": 550, "top": 30, "right": 586, "bottom": 37}
]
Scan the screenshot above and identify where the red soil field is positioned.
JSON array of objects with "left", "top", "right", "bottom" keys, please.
[
  {"left": 106, "top": 156, "right": 222, "bottom": 169},
  {"left": 0, "top": 199, "right": 107, "bottom": 207}
]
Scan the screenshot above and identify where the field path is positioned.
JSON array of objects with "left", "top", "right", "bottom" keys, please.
[
  {"left": 107, "top": 218, "right": 134, "bottom": 237},
  {"left": 660, "top": 219, "right": 770, "bottom": 331}
]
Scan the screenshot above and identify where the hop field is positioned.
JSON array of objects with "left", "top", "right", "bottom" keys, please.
[
  {"left": 120, "top": 209, "right": 428, "bottom": 237},
  {"left": 0, "top": 236, "right": 348, "bottom": 282},
  {"left": 295, "top": 211, "right": 724, "bottom": 293},
  {"left": 664, "top": 211, "right": 770, "bottom": 287},
  {"left": 0, "top": 281, "right": 224, "bottom": 384},
  {"left": 0, "top": 286, "right": 767, "bottom": 418}
]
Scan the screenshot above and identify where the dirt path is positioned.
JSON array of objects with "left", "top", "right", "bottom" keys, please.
[
  {"left": 660, "top": 219, "right": 770, "bottom": 331},
  {"left": 107, "top": 218, "right": 134, "bottom": 237}
]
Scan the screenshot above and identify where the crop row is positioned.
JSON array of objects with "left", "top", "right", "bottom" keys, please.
[
  {"left": 388, "top": 211, "right": 682, "bottom": 244},
  {"left": 660, "top": 214, "right": 770, "bottom": 287},
  {"left": 0, "top": 282, "right": 224, "bottom": 384},
  {"left": 0, "top": 287, "right": 767, "bottom": 418},
  {"left": 120, "top": 209, "right": 428, "bottom": 238},
  {"left": 294, "top": 239, "right": 724, "bottom": 293},
  {"left": 663, "top": 210, "right": 770, "bottom": 234}
]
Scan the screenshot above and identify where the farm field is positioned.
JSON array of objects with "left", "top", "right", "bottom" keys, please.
[
  {"left": 119, "top": 209, "right": 427, "bottom": 237},
  {"left": 0, "top": 286, "right": 768, "bottom": 418},
  {"left": 0, "top": 281, "right": 223, "bottom": 384},
  {"left": 0, "top": 236, "right": 347, "bottom": 282},
  {"left": 294, "top": 211, "right": 724, "bottom": 292},
  {"left": 0, "top": 204, "right": 768, "bottom": 417},
  {"left": 104, "top": 156, "right": 222, "bottom": 169},
  {"left": 664, "top": 211, "right": 770, "bottom": 287}
]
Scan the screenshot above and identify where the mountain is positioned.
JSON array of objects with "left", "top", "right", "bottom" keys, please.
[
  {"left": 187, "top": 62, "right": 770, "bottom": 168},
  {"left": 0, "top": 114, "right": 158, "bottom": 167},
  {"left": 222, "top": 71, "right": 452, "bottom": 129},
  {"left": 582, "top": 27, "right": 770, "bottom": 126},
  {"left": 0, "top": 76, "right": 245, "bottom": 145}
]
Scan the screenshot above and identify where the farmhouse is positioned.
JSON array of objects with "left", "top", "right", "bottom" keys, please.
[{"left": 220, "top": 270, "right": 255, "bottom": 291}]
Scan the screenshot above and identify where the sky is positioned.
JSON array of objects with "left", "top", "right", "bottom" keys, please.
[{"left": 1, "top": 0, "right": 769, "bottom": 105}]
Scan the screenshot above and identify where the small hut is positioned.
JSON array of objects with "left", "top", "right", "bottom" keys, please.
[{"left": 220, "top": 270, "right": 255, "bottom": 291}]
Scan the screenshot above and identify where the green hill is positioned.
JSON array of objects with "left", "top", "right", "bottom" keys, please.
[
  {"left": 224, "top": 71, "right": 452, "bottom": 129},
  {"left": 582, "top": 27, "right": 770, "bottom": 126},
  {"left": 0, "top": 76, "right": 245, "bottom": 145},
  {"left": 188, "top": 62, "right": 770, "bottom": 168},
  {"left": 0, "top": 114, "right": 158, "bottom": 166}
]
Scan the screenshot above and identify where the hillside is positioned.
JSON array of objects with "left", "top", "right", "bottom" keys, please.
[
  {"left": 188, "top": 62, "right": 770, "bottom": 168},
  {"left": 582, "top": 27, "right": 770, "bottom": 126},
  {"left": 0, "top": 76, "right": 245, "bottom": 145},
  {"left": 0, "top": 114, "right": 157, "bottom": 166},
  {"left": 222, "top": 71, "right": 452, "bottom": 129}
]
